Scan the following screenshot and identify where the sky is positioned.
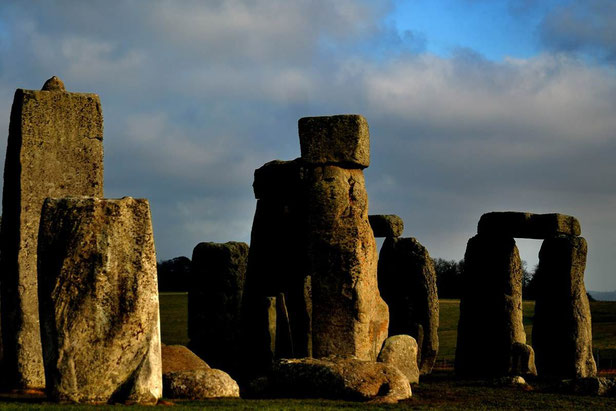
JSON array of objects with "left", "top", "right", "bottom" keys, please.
[{"left": 0, "top": 0, "right": 615, "bottom": 291}]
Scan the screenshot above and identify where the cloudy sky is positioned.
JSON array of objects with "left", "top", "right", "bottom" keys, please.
[{"left": 0, "top": 0, "right": 615, "bottom": 291}]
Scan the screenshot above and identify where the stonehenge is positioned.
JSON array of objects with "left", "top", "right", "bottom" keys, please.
[
  {"left": 0, "top": 77, "right": 104, "bottom": 389},
  {"left": 0, "top": 76, "right": 605, "bottom": 403},
  {"left": 456, "top": 211, "right": 596, "bottom": 379},
  {"left": 37, "top": 197, "right": 162, "bottom": 404}
]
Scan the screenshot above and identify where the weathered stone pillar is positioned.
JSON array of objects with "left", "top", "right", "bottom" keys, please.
[
  {"left": 378, "top": 236, "right": 439, "bottom": 374},
  {"left": 533, "top": 235, "right": 596, "bottom": 378},
  {"left": 0, "top": 77, "right": 104, "bottom": 388},
  {"left": 37, "top": 197, "right": 161, "bottom": 404},
  {"left": 455, "top": 234, "right": 527, "bottom": 377},
  {"left": 189, "top": 241, "right": 248, "bottom": 376},
  {"left": 300, "top": 115, "right": 389, "bottom": 361}
]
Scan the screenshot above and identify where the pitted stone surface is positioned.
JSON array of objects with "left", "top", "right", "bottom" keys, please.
[
  {"left": 306, "top": 165, "right": 389, "bottom": 361},
  {"left": 533, "top": 235, "right": 596, "bottom": 378},
  {"left": 37, "top": 197, "right": 161, "bottom": 404},
  {"left": 272, "top": 357, "right": 411, "bottom": 403},
  {"left": 369, "top": 215, "right": 404, "bottom": 238},
  {"left": 0, "top": 79, "right": 103, "bottom": 389},
  {"left": 189, "top": 241, "right": 248, "bottom": 375},
  {"left": 477, "top": 212, "right": 581, "bottom": 239},
  {"left": 298, "top": 115, "right": 370, "bottom": 168},
  {"left": 377, "top": 335, "right": 420, "bottom": 384}
]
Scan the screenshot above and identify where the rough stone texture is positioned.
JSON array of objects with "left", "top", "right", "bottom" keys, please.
[
  {"left": 162, "top": 344, "right": 209, "bottom": 374},
  {"left": 41, "top": 76, "right": 65, "bottom": 91},
  {"left": 161, "top": 344, "right": 239, "bottom": 399},
  {"left": 532, "top": 235, "right": 596, "bottom": 379},
  {"left": 477, "top": 212, "right": 581, "bottom": 239},
  {"left": 241, "top": 159, "right": 312, "bottom": 377},
  {"left": 509, "top": 342, "right": 538, "bottom": 377},
  {"left": 561, "top": 377, "right": 616, "bottom": 396},
  {"left": 378, "top": 237, "right": 439, "bottom": 374},
  {"left": 377, "top": 335, "right": 419, "bottom": 384},
  {"left": 306, "top": 165, "right": 389, "bottom": 361},
  {"left": 37, "top": 197, "right": 161, "bottom": 404},
  {"left": 368, "top": 214, "right": 404, "bottom": 238},
  {"left": 272, "top": 357, "right": 411, "bottom": 403},
  {"left": 163, "top": 369, "right": 240, "bottom": 399},
  {"left": 189, "top": 241, "right": 248, "bottom": 375},
  {"left": 455, "top": 235, "right": 528, "bottom": 378},
  {"left": 298, "top": 115, "right": 370, "bottom": 168},
  {"left": 0, "top": 78, "right": 104, "bottom": 389},
  {"left": 275, "top": 293, "right": 294, "bottom": 359}
]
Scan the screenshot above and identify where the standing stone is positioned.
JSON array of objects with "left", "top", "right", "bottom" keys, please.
[
  {"left": 0, "top": 77, "right": 104, "bottom": 388},
  {"left": 455, "top": 235, "right": 527, "bottom": 377},
  {"left": 377, "top": 335, "right": 420, "bottom": 384},
  {"left": 189, "top": 241, "right": 248, "bottom": 376},
  {"left": 37, "top": 197, "right": 161, "bottom": 404},
  {"left": 377, "top": 237, "right": 439, "bottom": 374},
  {"left": 533, "top": 235, "right": 596, "bottom": 378},
  {"left": 241, "top": 159, "right": 312, "bottom": 377},
  {"left": 301, "top": 115, "right": 388, "bottom": 361}
]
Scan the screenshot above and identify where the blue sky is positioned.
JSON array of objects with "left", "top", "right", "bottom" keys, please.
[{"left": 0, "top": 0, "right": 615, "bottom": 291}]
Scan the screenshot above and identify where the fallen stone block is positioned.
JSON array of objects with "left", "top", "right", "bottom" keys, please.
[
  {"left": 377, "top": 335, "right": 419, "bottom": 384},
  {"left": 161, "top": 344, "right": 239, "bottom": 399},
  {"left": 272, "top": 357, "right": 411, "bottom": 403},
  {"left": 37, "top": 197, "right": 161, "bottom": 404},
  {"left": 369, "top": 214, "right": 404, "bottom": 238}
]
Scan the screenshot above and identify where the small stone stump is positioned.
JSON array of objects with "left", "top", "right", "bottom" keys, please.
[
  {"left": 189, "top": 241, "right": 248, "bottom": 375},
  {"left": 37, "top": 197, "right": 161, "bottom": 404},
  {"left": 0, "top": 76, "right": 104, "bottom": 388}
]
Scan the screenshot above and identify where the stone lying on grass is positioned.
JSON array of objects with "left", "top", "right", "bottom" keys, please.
[
  {"left": 271, "top": 357, "right": 411, "bottom": 403},
  {"left": 561, "top": 377, "right": 616, "bottom": 397},
  {"left": 161, "top": 344, "right": 239, "bottom": 399},
  {"left": 377, "top": 335, "right": 419, "bottom": 384}
]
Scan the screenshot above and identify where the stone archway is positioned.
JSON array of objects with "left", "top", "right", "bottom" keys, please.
[{"left": 455, "top": 212, "right": 596, "bottom": 379}]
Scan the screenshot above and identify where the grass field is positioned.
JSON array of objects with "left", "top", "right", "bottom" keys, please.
[
  {"left": 160, "top": 294, "right": 616, "bottom": 367},
  {"left": 2, "top": 294, "right": 613, "bottom": 409}
]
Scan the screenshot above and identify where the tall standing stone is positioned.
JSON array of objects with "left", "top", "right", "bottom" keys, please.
[
  {"left": 0, "top": 77, "right": 104, "bottom": 388},
  {"left": 532, "top": 235, "right": 596, "bottom": 378},
  {"left": 300, "top": 115, "right": 389, "bottom": 361},
  {"left": 455, "top": 234, "right": 527, "bottom": 377},
  {"left": 378, "top": 237, "right": 439, "bottom": 374},
  {"left": 189, "top": 241, "right": 248, "bottom": 376},
  {"left": 37, "top": 197, "right": 161, "bottom": 404}
]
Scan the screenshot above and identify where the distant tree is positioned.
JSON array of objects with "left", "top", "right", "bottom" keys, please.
[
  {"left": 521, "top": 262, "right": 537, "bottom": 300},
  {"left": 433, "top": 258, "right": 464, "bottom": 299},
  {"left": 157, "top": 256, "right": 191, "bottom": 292}
]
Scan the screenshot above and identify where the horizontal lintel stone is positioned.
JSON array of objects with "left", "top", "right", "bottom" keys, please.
[
  {"left": 369, "top": 215, "right": 404, "bottom": 238},
  {"left": 477, "top": 211, "right": 581, "bottom": 239}
]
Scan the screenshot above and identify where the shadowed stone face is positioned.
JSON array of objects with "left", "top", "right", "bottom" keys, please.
[
  {"left": 455, "top": 234, "right": 526, "bottom": 378},
  {"left": 477, "top": 211, "right": 581, "bottom": 239},
  {"left": 189, "top": 241, "right": 248, "bottom": 376},
  {"left": 369, "top": 214, "right": 404, "bottom": 238},
  {"left": 377, "top": 237, "right": 439, "bottom": 374},
  {"left": 532, "top": 235, "right": 596, "bottom": 379},
  {"left": 0, "top": 77, "right": 103, "bottom": 389},
  {"left": 37, "top": 197, "right": 161, "bottom": 404}
]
